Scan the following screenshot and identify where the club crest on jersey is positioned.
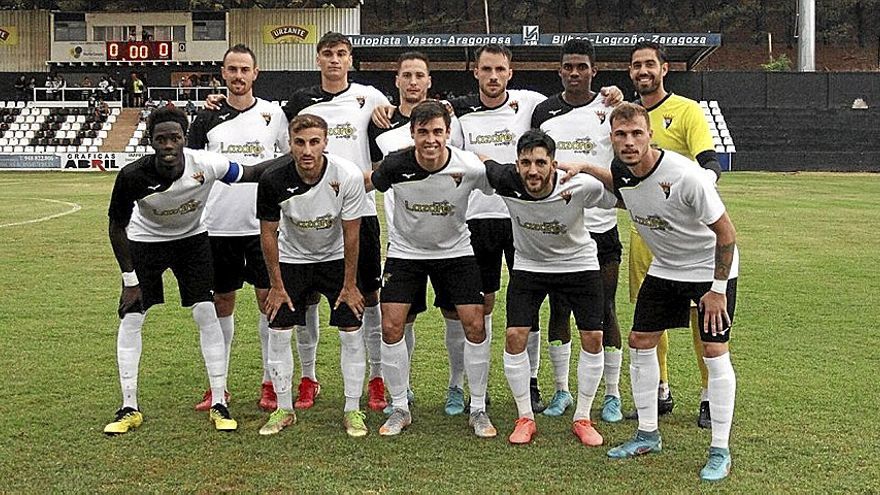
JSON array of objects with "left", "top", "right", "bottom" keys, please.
[
  {"left": 595, "top": 110, "right": 607, "bottom": 124},
  {"left": 330, "top": 180, "right": 340, "bottom": 196},
  {"left": 509, "top": 101, "right": 519, "bottom": 113},
  {"left": 382, "top": 271, "right": 392, "bottom": 287},
  {"left": 451, "top": 173, "right": 464, "bottom": 187},
  {"left": 356, "top": 96, "right": 366, "bottom": 108},
  {"left": 262, "top": 113, "right": 272, "bottom": 126},
  {"left": 191, "top": 171, "right": 205, "bottom": 184},
  {"left": 560, "top": 190, "right": 573, "bottom": 205},
  {"left": 663, "top": 114, "right": 674, "bottom": 129},
  {"left": 659, "top": 181, "right": 672, "bottom": 199}
]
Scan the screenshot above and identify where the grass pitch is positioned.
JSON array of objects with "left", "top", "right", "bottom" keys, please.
[{"left": 0, "top": 171, "right": 878, "bottom": 493}]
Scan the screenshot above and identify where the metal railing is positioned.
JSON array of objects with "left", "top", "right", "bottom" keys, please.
[
  {"left": 146, "top": 86, "right": 227, "bottom": 103},
  {"left": 32, "top": 86, "right": 124, "bottom": 105}
]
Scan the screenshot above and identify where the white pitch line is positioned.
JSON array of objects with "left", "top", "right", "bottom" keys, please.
[{"left": 0, "top": 197, "right": 82, "bottom": 228}]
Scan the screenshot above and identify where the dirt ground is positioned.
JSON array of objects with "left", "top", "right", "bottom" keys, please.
[{"left": 700, "top": 41, "right": 880, "bottom": 71}]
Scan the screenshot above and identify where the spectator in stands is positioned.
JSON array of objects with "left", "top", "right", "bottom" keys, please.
[
  {"left": 45, "top": 73, "right": 58, "bottom": 101},
  {"left": 81, "top": 76, "right": 94, "bottom": 101},
  {"left": 185, "top": 99, "right": 196, "bottom": 118},
  {"left": 98, "top": 75, "right": 115, "bottom": 101},
  {"left": 209, "top": 75, "right": 222, "bottom": 94},
  {"left": 95, "top": 100, "right": 110, "bottom": 123},
  {"left": 14, "top": 75, "right": 26, "bottom": 101},
  {"left": 131, "top": 73, "right": 145, "bottom": 107},
  {"left": 26, "top": 76, "right": 36, "bottom": 101},
  {"left": 178, "top": 76, "right": 193, "bottom": 100}
]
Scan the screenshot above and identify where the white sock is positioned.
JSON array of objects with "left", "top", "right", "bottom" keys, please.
[
  {"left": 574, "top": 349, "right": 604, "bottom": 421},
  {"left": 193, "top": 301, "right": 227, "bottom": 406},
  {"left": 548, "top": 340, "right": 572, "bottom": 392},
  {"left": 296, "top": 303, "right": 320, "bottom": 380},
  {"left": 218, "top": 315, "right": 234, "bottom": 376},
  {"left": 117, "top": 312, "right": 144, "bottom": 410},
  {"left": 362, "top": 305, "right": 382, "bottom": 379},
  {"left": 464, "top": 333, "right": 491, "bottom": 412},
  {"left": 503, "top": 350, "right": 533, "bottom": 419},
  {"left": 705, "top": 353, "right": 736, "bottom": 449},
  {"left": 604, "top": 347, "right": 623, "bottom": 398},
  {"left": 527, "top": 331, "right": 541, "bottom": 379},
  {"left": 268, "top": 328, "right": 294, "bottom": 410},
  {"left": 630, "top": 347, "right": 660, "bottom": 432},
  {"left": 339, "top": 327, "right": 366, "bottom": 412},
  {"left": 700, "top": 387, "right": 709, "bottom": 402},
  {"left": 484, "top": 313, "right": 493, "bottom": 339},
  {"left": 381, "top": 338, "right": 410, "bottom": 411},
  {"left": 404, "top": 322, "right": 415, "bottom": 388},
  {"left": 444, "top": 318, "right": 465, "bottom": 389},
  {"left": 259, "top": 313, "right": 270, "bottom": 382}
]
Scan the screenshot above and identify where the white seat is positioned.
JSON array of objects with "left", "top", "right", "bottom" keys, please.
[
  {"left": 125, "top": 145, "right": 135, "bottom": 153},
  {"left": 133, "top": 130, "right": 143, "bottom": 139},
  {"left": 111, "top": 108, "right": 120, "bottom": 116},
  {"left": 75, "top": 115, "right": 86, "bottom": 123},
  {"left": 20, "top": 108, "right": 31, "bottom": 116},
  {"left": 107, "top": 114, "right": 117, "bottom": 124},
  {"left": 8, "top": 123, "right": 19, "bottom": 131},
  {"left": 722, "top": 136, "right": 733, "bottom": 146},
  {"left": 93, "top": 137, "right": 103, "bottom": 146},
  {"left": 720, "top": 129, "right": 731, "bottom": 138},
  {"left": 34, "top": 145, "right": 45, "bottom": 153},
  {"left": 711, "top": 107, "right": 722, "bottom": 115},
  {"left": 716, "top": 121, "right": 728, "bottom": 130},
  {"left": 81, "top": 138, "right": 92, "bottom": 146},
  {"left": 71, "top": 123, "right": 82, "bottom": 132},
  {"left": 45, "top": 145, "right": 56, "bottom": 153},
  {"left": 1, "top": 145, "right": 12, "bottom": 153},
  {"left": 15, "top": 101, "right": 24, "bottom": 108},
  {"left": 97, "top": 130, "right": 108, "bottom": 139},
  {"left": 88, "top": 145, "right": 98, "bottom": 152},
  {"left": 714, "top": 144, "right": 725, "bottom": 153},
  {"left": 40, "top": 108, "right": 49, "bottom": 116},
  {"left": 102, "top": 122, "right": 112, "bottom": 131},
  {"left": 25, "top": 130, "right": 34, "bottom": 139},
  {"left": 7, "top": 138, "right": 19, "bottom": 146},
  {"left": 725, "top": 144, "right": 736, "bottom": 153},
  {"left": 137, "top": 145, "right": 149, "bottom": 153},
  {"left": 60, "top": 122, "right": 71, "bottom": 131},
  {"left": 0, "top": 138, "right": 7, "bottom": 146},
  {"left": 136, "top": 122, "right": 146, "bottom": 131},
  {"left": 12, "top": 145, "right": 24, "bottom": 153},
  {"left": 76, "top": 146, "right": 88, "bottom": 153},
  {"left": 714, "top": 114, "right": 725, "bottom": 123},
  {"left": 25, "top": 115, "right": 35, "bottom": 123},
  {"left": 14, "top": 130, "right": 24, "bottom": 139},
  {"left": 710, "top": 128, "right": 720, "bottom": 138},
  {"left": 709, "top": 100, "right": 719, "bottom": 109},
  {"left": 66, "top": 145, "right": 77, "bottom": 153},
  {"left": 128, "top": 137, "right": 139, "bottom": 146}
]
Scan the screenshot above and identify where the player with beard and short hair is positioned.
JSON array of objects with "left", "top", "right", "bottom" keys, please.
[
  {"left": 206, "top": 32, "right": 391, "bottom": 413},
  {"left": 531, "top": 39, "right": 623, "bottom": 422},
  {"left": 366, "top": 100, "right": 497, "bottom": 439},
  {"left": 628, "top": 41, "right": 723, "bottom": 427},
  {"left": 479, "top": 129, "right": 618, "bottom": 445},
  {"left": 104, "top": 107, "right": 276, "bottom": 435},
  {"left": 574, "top": 102, "right": 738, "bottom": 482},
  {"left": 256, "top": 114, "right": 371, "bottom": 437},
  {"left": 188, "top": 43, "right": 290, "bottom": 413}
]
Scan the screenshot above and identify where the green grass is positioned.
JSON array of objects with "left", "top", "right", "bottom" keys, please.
[{"left": 0, "top": 171, "right": 878, "bottom": 493}]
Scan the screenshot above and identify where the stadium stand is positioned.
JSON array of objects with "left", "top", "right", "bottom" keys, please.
[
  {"left": 0, "top": 101, "right": 121, "bottom": 154},
  {"left": 700, "top": 100, "right": 736, "bottom": 169}
]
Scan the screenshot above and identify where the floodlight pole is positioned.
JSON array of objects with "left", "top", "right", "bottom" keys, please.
[
  {"left": 483, "top": 0, "right": 490, "bottom": 33},
  {"left": 797, "top": 0, "right": 815, "bottom": 71}
]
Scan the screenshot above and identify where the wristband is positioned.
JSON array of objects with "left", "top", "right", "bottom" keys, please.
[
  {"left": 122, "top": 271, "right": 139, "bottom": 287},
  {"left": 710, "top": 279, "right": 727, "bottom": 294}
]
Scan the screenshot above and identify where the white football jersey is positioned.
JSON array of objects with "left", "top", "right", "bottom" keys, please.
[
  {"left": 189, "top": 97, "right": 290, "bottom": 236},
  {"left": 371, "top": 146, "right": 493, "bottom": 260},
  {"left": 109, "top": 148, "right": 240, "bottom": 242},
  {"left": 256, "top": 153, "right": 370, "bottom": 264},
  {"left": 612, "top": 150, "right": 740, "bottom": 282},
  {"left": 284, "top": 83, "right": 391, "bottom": 216},
  {"left": 532, "top": 92, "right": 617, "bottom": 233},
  {"left": 451, "top": 89, "right": 547, "bottom": 220},
  {"left": 486, "top": 162, "right": 617, "bottom": 273}
]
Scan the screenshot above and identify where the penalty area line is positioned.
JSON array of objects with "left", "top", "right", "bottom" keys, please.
[{"left": 0, "top": 197, "right": 82, "bottom": 228}]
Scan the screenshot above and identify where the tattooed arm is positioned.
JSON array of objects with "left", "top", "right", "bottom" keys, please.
[{"left": 699, "top": 212, "right": 737, "bottom": 336}]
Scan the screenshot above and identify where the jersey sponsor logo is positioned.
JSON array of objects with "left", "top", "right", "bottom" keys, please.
[
  {"left": 548, "top": 108, "right": 563, "bottom": 116},
  {"left": 467, "top": 129, "right": 515, "bottom": 147},
  {"left": 595, "top": 110, "right": 607, "bottom": 124},
  {"left": 220, "top": 141, "right": 267, "bottom": 158},
  {"left": 330, "top": 180, "right": 340, "bottom": 196},
  {"left": 191, "top": 171, "right": 206, "bottom": 184},
  {"left": 262, "top": 112, "right": 272, "bottom": 126},
  {"left": 328, "top": 123, "right": 357, "bottom": 140},
  {"left": 152, "top": 199, "right": 201, "bottom": 216},
  {"left": 659, "top": 181, "right": 672, "bottom": 199},
  {"left": 515, "top": 216, "right": 568, "bottom": 235},
  {"left": 509, "top": 101, "right": 519, "bottom": 113},
  {"left": 556, "top": 137, "right": 597, "bottom": 155},
  {"left": 560, "top": 190, "right": 573, "bottom": 204},
  {"left": 381, "top": 271, "right": 392, "bottom": 286},
  {"left": 293, "top": 213, "right": 334, "bottom": 230},
  {"left": 450, "top": 173, "right": 464, "bottom": 187},
  {"left": 356, "top": 96, "right": 366, "bottom": 108},
  {"left": 404, "top": 199, "right": 455, "bottom": 216},
  {"left": 663, "top": 114, "right": 674, "bottom": 129},
  {"left": 631, "top": 213, "right": 673, "bottom": 231}
]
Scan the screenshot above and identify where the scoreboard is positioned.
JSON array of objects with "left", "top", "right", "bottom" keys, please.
[{"left": 106, "top": 41, "right": 172, "bottom": 61}]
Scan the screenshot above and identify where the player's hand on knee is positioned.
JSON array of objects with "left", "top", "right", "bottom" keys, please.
[
  {"left": 699, "top": 292, "right": 730, "bottom": 336},
  {"left": 371, "top": 105, "right": 396, "bottom": 128},
  {"left": 118, "top": 286, "right": 144, "bottom": 319},
  {"left": 204, "top": 93, "right": 226, "bottom": 111},
  {"left": 600, "top": 86, "right": 624, "bottom": 106},
  {"left": 265, "top": 286, "right": 294, "bottom": 322},
  {"left": 335, "top": 284, "right": 365, "bottom": 320}
]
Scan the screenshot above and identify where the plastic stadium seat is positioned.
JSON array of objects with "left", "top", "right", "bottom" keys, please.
[
  {"left": 128, "top": 137, "right": 138, "bottom": 147},
  {"left": 133, "top": 130, "right": 143, "bottom": 139},
  {"left": 88, "top": 145, "right": 98, "bottom": 152},
  {"left": 107, "top": 115, "right": 117, "bottom": 124},
  {"left": 25, "top": 130, "right": 34, "bottom": 139},
  {"left": 1, "top": 145, "right": 11, "bottom": 153},
  {"left": 722, "top": 136, "right": 733, "bottom": 146},
  {"left": 0, "top": 138, "right": 7, "bottom": 146},
  {"left": 714, "top": 145, "right": 725, "bottom": 153},
  {"left": 111, "top": 108, "right": 120, "bottom": 116},
  {"left": 40, "top": 108, "right": 49, "bottom": 116},
  {"left": 720, "top": 129, "right": 731, "bottom": 138},
  {"left": 713, "top": 137, "right": 723, "bottom": 147},
  {"left": 75, "top": 115, "right": 86, "bottom": 123},
  {"left": 12, "top": 146, "right": 23, "bottom": 153},
  {"left": 14, "top": 130, "right": 24, "bottom": 139},
  {"left": 136, "top": 122, "right": 146, "bottom": 131},
  {"left": 726, "top": 144, "right": 736, "bottom": 153},
  {"left": 45, "top": 145, "right": 56, "bottom": 152},
  {"left": 709, "top": 100, "right": 719, "bottom": 109},
  {"left": 717, "top": 121, "right": 728, "bottom": 130},
  {"left": 137, "top": 145, "right": 149, "bottom": 153},
  {"left": 125, "top": 145, "right": 135, "bottom": 153},
  {"left": 20, "top": 107, "right": 30, "bottom": 116},
  {"left": 34, "top": 145, "right": 45, "bottom": 153},
  {"left": 97, "top": 130, "right": 108, "bottom": 139}
]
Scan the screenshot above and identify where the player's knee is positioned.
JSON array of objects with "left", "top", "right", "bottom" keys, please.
[
  {"left": 213, "top": 291, "right": 236, "bottom": 317},
  {"left": 504, "top": 327, "right": 529, "bottom": 353},
  {"left": 191, "top": 300, "right": 218, "bottom": 327},
  {"left": 629, "top": 330, "right": 659, "bottom": 350},
  {"left": 482, "top": 292, "right": 495, "bottom": 315},
  {"left": 701, "top": 341, "right": 729, "bottom": 358},
  {"left": 578, "top": 330, "right": 603, "bottom": 353},
  {"left": 381, "top": 321, "right": 405, "bottom": 344},
  {"left": 363, "top": 291, "right": 380, "bottom": 307},
  {"left": 440, "top": 307, "right": 459, "bottom": 320},
  {"left": 602, "top": 327, "right": 622, "bottom": 349}
]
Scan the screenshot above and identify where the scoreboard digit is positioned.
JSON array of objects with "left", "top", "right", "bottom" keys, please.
[{"left": 105, "top": 41, "right": 172, "bottom": 61}]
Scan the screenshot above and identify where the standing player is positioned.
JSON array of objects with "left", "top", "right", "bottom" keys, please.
[
  {"left": 531, "top": 39, "right": 624, "bottom": 421},
  {"left": 482, "top": 129, "right": 617, "bottom": 445},
  {"left": 629, "top": 41, "right": 723, "bottom": 426},
  {"left": 104, "top": 107, "right": 273, "bottom": 435},
  {"left": 256, "top": 114, "right": 370, "bottom": 437},
  {"left": 367, "top": 51, "right": 463, "bottom": 412},
  {"left": 585, "top": 103, "right": 737, "bottom": 482},
  {"left": 367, "top": 101, "right": 496, "bottom": 438},
  {"left": 188, "top": 44, "right": 289, "bottom": 412}
]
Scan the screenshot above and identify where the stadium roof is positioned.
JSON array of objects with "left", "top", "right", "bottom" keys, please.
[{"left": 350, "top": 32, "right": 722, "bottom": 71}]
